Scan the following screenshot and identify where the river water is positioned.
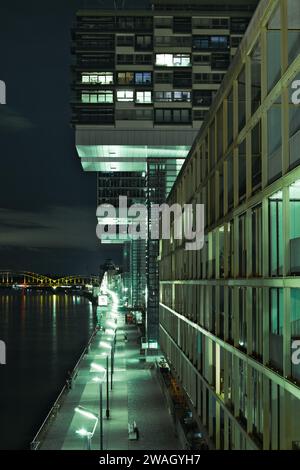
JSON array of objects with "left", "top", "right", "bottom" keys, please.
[{"left": 0, "top": 290, "right": 96, "bottom": 450}]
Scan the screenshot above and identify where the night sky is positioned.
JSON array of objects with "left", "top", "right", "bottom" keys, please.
[{"left": 0, "top": 0, "right": 149, "bottom": 275}]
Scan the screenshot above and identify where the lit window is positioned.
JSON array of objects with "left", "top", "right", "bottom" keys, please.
[
  {"left": 117, "top": 72, "right": 134, "bottom": 85},
  {"left": 155, "top": 91, "right": 172, "bottom": 102},
  {"left": 81, "top": 91, "right": 113, "bottom": 103},
  {"left": 98, "top": 91, "right": 114, "bottom": 103},
  {"left": 156, "top": 53, "right": 191, "bottom": 67},
  {"left": 81, "top": 73, "right": 114, "bottom": 85},
  {"left": 135, "top": 72, "right": 152, "bottom": 85},
  {"left": 90, "top": 75, "right": 99, "bottom": 84},
  {"left": 81, "top": 93, "right": 90, "bottom": 103},
  {"left": 173, "top": 91, "right": 191, "bottom": 102},
  {"left": 155, "top": 54, "right": 173, "bottom": 66},
  {"left": 136, "top": 91, "right": 152, "bottom": 104},
  {"left": 117, "top": 90, "right": 134, "bottom": 102},
  {"left": 173, "top": 54, "right": 191, "bottom": 66},
  {"left": 90, "top": 94, "right": 98, "bottom": 103}
]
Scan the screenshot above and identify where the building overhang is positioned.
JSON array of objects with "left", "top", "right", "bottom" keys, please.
[
  {"left": 77, "top": 145, "right": 189, "bottom": 172},
  {"left": 75, "top": 127, "right": 196, "bottom": 172}
]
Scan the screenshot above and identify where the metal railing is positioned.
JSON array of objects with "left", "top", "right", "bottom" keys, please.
[{"left": 30, "top": 327, "right": 98, "bottom": 450}]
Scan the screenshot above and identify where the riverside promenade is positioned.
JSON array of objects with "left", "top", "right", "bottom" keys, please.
[{"left": 40, "top": 296, "right": 179, "bottom": 451}]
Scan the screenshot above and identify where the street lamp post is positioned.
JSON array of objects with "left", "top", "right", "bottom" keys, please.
[
  {"left": 90, "top": 364, "right": 107, "bottom": 449},
  {"left": 99, "top": 380, "right": 103, "bottom": 450},
  {"left": 74, "top": 406, "right": 99, "bottom": 451},
  {"left": 111, "top": 347, "right": 113, "bottom": 391},
  {"left": 106, "top": 355, "right": 110, "bottom": 419}
]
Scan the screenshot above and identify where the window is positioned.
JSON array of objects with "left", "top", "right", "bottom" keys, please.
[
  {"left": 252, "top": 369, "right": 263, "bottom": 443},
  {"left": 252, "top": 205, "right": 262, "bottom": 277},
  {"left": 289, "top": 73, "right": 300, "bottom": 168},
  {"left": 267, "top": 5, "right": 281, "bottom": 91},
  {"left": 117, "top": 90, "right": 134, "bottom": 102},
  {"left": 217, "top": 105, "right": 223, "bottom": 160},
  {"left": 78, "top": 53, "right": 114, "bottom": 67},
  {"left": 155, "top": 53, "right": 191, "bottom": 67},
  {"left": 238, "top": 288, "right": 247, "bottom": 348},
  {"left": 117, "top": 72, "right": 134, "bottom": 85},
  {"left": 212, "top": 18, "right": 229, "bottom": 29},
  {"left": 81, "top": 72, "right": 113, "bottom": 85},
  {"left": 136, "top": 91, "right": 152, "bottom": 104},
  {"left": 116, "top": 109, "right": 153, "bottom": 121},
  {"left": 135, "top": 72, "right": 151, "bottom": 85},
  {"left": 252, "top": 122, "right": 262, "bottom": 190},
  {"left": 193, "top": 110, "right": 208, "bottom": 121},
  {"left": 155, "top": 36, "right": 191, "bottom": 47},
  {"left": 269, "top": 288, "right": 284, "bottom": 371},
  {"left": 252, "top": 290, "right": 263, "bottom": 360},
  {"left": 238, "top": 68, "right": 246, "bottom": 131},
  {"left": 237, "top": 217, "right": 247, "bottom": 280},
  {"left": 269, "top": 190, "right": 283, "bottom": 276},
  {"left": 227, "top": 89, "right": 233, "bottom": 146},
  {"left": 267, "top": 97, "right": 282, "bottom": 182},
  {"left": 287, "top": 0, "right": 300, "bottom": 65},
  {"left": 230, "top": 18, "right": 249, "bottom": 34},
  {"left": 116, "top": 35, "right": 134, "bottom": 47},
  {"left": 238, "top": 140, "right": 246, "bottom": 201},
  {"left": 73, "top": 107, "right": 114, "bottom": 124},
  {"left": 117, "top": 54, "right": 134, "bottom": 64},
  {"left": 219, "top": 169, "right": 224, "bottom": 218},
  {"left": 155, "top": 91, "right": 173, "bottom": 102},
  {"left": 173, "top": 71, "right": 192, "bottom": 87},
  {"left": 194, "top": 72, "right": 224, "bottom": 84},
  {"left": 211, "top": 53, "right": 230, "bottom": 70},
  {"left": 193, "top": 36, "right": 209, "bottom": 49},
  {"left": 193, "top": 35, "right": 229, "bottom": 50},
  {"left": 154, "top": 17, "right": 172, "bottom": 29},
  {"left": 173, "top": 91, "right": 191, "bottom": 102},
  {"left": 231, "top": 36, "right": 242, "bottom": 48},
  {"left": 173, "top": 17, "right": 191, "bottom": 33},
  {"left": 135, "top": 35, "right": 152, "bottom": 50},
  {"left": 227, "top": 153, "right": 233, "bottom": 211},
  {"left": 154, "top": 91, "right": 191, "bottom": 102},
  {"left": 116, "top": 16, "right": 153, "bottom": 32},
  {"left": 193, "top": 17, "right": 211, "bottom": 29},
  {"left": 291, "top": 288, "right": 300, "bottom": 381},
  {"left": 155, "top": 108, "right": 191, "bottom": 124},
  {"left": 135, "top": 54, "right": 152, "bottom": 65},
  {"left": 81, "top": 90, "right": 113, "bottom": 103},
  {"left": 155, "top": 72, "right": 172, "bottom": 84},
  {"left": 211, "top": 36, "right": 229, "bottom": 49},
  {"left": 251, "top": 41, "right": 261, "bottom": 114},
  {"left": 117, "top": 54, "right": 152, "bottom": 65},
  {"left": 193, "top": 90, "right": 213, "bottom": 106},
  {"left": 193, "top": 54, "right": 210, "bottom": 64},
  {"left": 173, "top": 54, "right": 191, "bottom": 66},
  {"left": 289, "top": 180, "right": 300, "bottom": 275}
]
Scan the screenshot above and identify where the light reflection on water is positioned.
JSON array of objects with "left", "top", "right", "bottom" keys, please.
[{"left": 0, "top": 290, "right": 96, "bottom": 450}]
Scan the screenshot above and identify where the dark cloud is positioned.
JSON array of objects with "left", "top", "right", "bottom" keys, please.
[
  {"left": 0, "top": 206, "right": 100, "bottom": 250},
  {"left": 0, "top": 107, "right": 35, "bottom": 132}
]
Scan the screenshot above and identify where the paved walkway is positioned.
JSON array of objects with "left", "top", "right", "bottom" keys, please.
[{"left": 41, "top": 308, "right": 179, "bottom": 451}]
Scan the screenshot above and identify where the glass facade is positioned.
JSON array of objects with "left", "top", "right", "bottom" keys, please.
[{"left": 159, "top": 0, "right": 300, "bottom": 450}]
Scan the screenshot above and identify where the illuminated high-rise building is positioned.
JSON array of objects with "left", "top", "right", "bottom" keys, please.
[{"left": 71, "top": 0, "right": 258, "bottom": 345}]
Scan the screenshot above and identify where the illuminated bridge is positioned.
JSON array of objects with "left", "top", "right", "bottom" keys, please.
[{"left": 0, "top": 270, "right": 101, "bottom": 288}]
